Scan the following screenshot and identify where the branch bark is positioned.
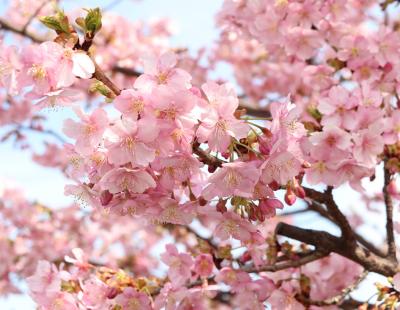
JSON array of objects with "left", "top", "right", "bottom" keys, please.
[
  {"left": 305, "top": 187, "right": 356, "bottom": 247},
  {"left": 307, "top": 200, "right": 386, "bottom": 257},
  {"left": 276, "top": 222, "right": 398, "bottom": 276},
  {"left": 383, "top": 161, "right": 397, "bottom": 261},
  {"left": 0, "top": 18, "right": 44, "bottom": 43}
]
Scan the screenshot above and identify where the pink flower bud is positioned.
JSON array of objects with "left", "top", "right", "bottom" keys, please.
[
  {"left": 222, "top": 152, "right": 230, "bottom": 159},
  {"left": 383, "top": 63, "right": 393, "bottom": 74},
  {"left": 208, "top": 165, "right": 217, "bottom": 173},
  {"left": 294, "top": 186, "right": 306, "bottom": 199},
  {"left": 189, "top": 86, "right": 202, "bottom": 97},
  {"left": 285, "top": 189, "right": 296, "bottom": 205},
  {"left": 259, "top": 198, "right": 283, "bottom": 219},
  {"left": 106, "top": 286, "right": 119, "bottom": 299}
]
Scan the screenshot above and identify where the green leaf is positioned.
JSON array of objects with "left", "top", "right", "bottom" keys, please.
[
  {"left": 39, "top": 10, "right": 70, "bottom": 34},
  {"left": 39, "top": 16, "right": 63, "bottom": 32},
  {"left": 56, "top": 10, "right": 70, "bottom": 33},
  {"left": 75, "top": 17, "right": 86, "bottom": 29},
  {"left": 84, "top": 7, "right": 102, "bottom": 36}
]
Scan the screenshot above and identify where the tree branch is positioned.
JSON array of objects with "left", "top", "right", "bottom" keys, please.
[
  {"left": 21, "top": 1, "right": 48, "bottom": 33},
  {"left": 296, "top": 270, "right": 368, "bottom": 307},
  {"left": 192, "top": 141, "right": 224, "bottom": 169},
  {"left": 276, "top": 222, "right": 398, "bottom": 276},
  {"left": 244, "top": 250, "right": 328, "bottom": 273},
  {"left": 383, "top": 161, "right": 397, "bottom": 261},
  {"left": 307, "top": 200, "right": 386, "bottom": 257},
  {"left": 305, "top": 187, "right": 356, "bottom": 247},
  {"left": 91, "top": 58, "right": 122, "bottom": 96},
  {"left": 0, "top": 18, "right": 44, "bottom": 43}
]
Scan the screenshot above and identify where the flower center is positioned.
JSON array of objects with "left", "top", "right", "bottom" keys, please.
[
  {"left": 224, "top": 170, "right": 240, "bottom": 187},
  {"left": 29, "top": 64, "right": 47, "bottom": 80},
  {"left": 131, "top": 98, "right": 144, "bottom": 113}
]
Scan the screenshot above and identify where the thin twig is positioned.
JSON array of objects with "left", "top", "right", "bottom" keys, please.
[
  {"left": 192, "top": 141, "right": 225, "bottom": 169},
  {"left": 21, "top": 1, "right": 48, "bottom": 32},
  {"left": 296, "top": 270, "right": 368, "bottom": 307},
  {"left": 0, "top": 19, "right": 44, "bottom": 43},
  {"left": 244, "top": 250, "right": 328, "bottom": 273},
  {"left": 16, "top": 125, "right": 66, "bottom": 143},
  {"left": 91, "top": 57, "right": 122, "bottom": 97},
  {"left": 103, "top": 0, "right": 124, "bottom": 11}
]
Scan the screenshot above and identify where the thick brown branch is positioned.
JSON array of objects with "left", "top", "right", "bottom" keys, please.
[
  {"left": 305, "top": 187, "right": 356, "bottom": 247},
  {"left": 383, "top": 162, "right": 397, "bottom": 261},
  {"left": 276, "top": 222, "right": 398, "bottom": 276},
  {"left": 307, "top": 201, "right": 386, "bottom": 257}
]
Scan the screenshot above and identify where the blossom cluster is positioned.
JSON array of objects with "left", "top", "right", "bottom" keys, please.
[
  {"left": 0, "top": 0, "right": 400, "bottom": 308},
  {"left": 216, "top": 0, "right": 400, "bottom": 190},
  {"left": 0, "top": 180, "right": 162, "bottom": 296},
  {"left": 26, "top": 244, "right": 363, "bottom": 309}
]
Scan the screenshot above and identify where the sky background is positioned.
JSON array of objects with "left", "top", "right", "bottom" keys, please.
[{"left": 0, "top": 0, "right": 392, "bottom": 308}]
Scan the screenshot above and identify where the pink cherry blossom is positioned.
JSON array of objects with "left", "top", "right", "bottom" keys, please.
[
  {"left": 63, "top": 107, "right": 108, "bottom": 155},
  {"left": 202, "top": 161, "right": 261, "bottom": 200},
  {"left": 193, "top": 253, "right": 214, "bottom": 278},
  {"left": 135, "top": 51, "right": 192, "bottom": 92},
  {"left": 115, "top": 287, "right": 152, "bottom": 310},
  {"left": 214, "top": 212, "right": 257, "bottom": 242},
  {"left": 114, "top": 89, "right": 148, "bottom": 120},
  {"left": 161, "top": 244, "right": 193, "bottom": 287},
  {"left": 106, "top": 118, "right": 158, "bottom": 167},
  {"left": 197, "top": 81, "right": 249, "bottom": 152},
  {"left": 318, "top": 86, "right": 357, "bottom": 129},
  {"left": 98, "top": 167, "right": 156, "bottom": 194}
]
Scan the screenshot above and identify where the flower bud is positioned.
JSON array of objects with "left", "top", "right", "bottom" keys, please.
[
  {"left": 285, "top": 188, "right": 296, "bottom": 205},
  {"left": 216, "top": 200, "right": 227, "bottom": 213},
  {"left": 239, "top": 251, "right": 252, "bottom": 263},
  {"left": 198, "top": 197, "right": 208, "bottom": 206},
  {"left": 268, "top": 181, "right": 280, "bottom": 191},
  {"left": 208, "top": 165, "right": 217, "bottom": 173},
  {"left": 260, "top": 198, "right": 283, "bottom": 219},
  {"left": 100, "top": 190, "right": 113, "bottom": 206},
  {"left": 294, "top": 185, "right": 306, "bottom": 199}
]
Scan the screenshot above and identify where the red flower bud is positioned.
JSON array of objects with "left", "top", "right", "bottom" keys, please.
[
  {"left": 100, "top": 190, "right": 113, "bottom": 206},
  {"left": 216, "top": 200, "right": 227, "bottom": 213},
  {"left": 240, "top": 251, "right": 252, "bottom": 263},
  {"left": 294, "top": 186, "right": 306, "bottom": 199},
  {"left": 268, "top": 181, "right": 280, "bottom": 191}
]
